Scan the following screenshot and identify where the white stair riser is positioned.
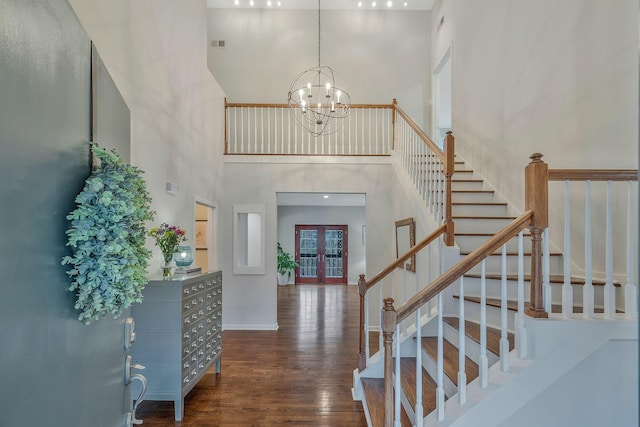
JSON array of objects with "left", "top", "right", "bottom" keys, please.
[
  {"left": 451, "top": 192, "right": 497, "bottom": 203},
  {"left": 465, "top": 254, "right": 563, "bottom": 275},
  {"left": 460, "top": 299, "right": 516, "bottom": 332},
  {"left": 460, "top": 277, "right": 524, "bottom": 301},
  {"left": 456, "top": 234, "right": 527, "bottom": 253},
  {"left": 452, "top": 204, "right": 508, "bottom": 217},
  {"left": 421, "top": 341, "right": 458, "bottom": 398},
  {"left": 442, "top": 322, "right": 500, "bottom": 366},
  {"left": 453, "top": 218, "right": 518, "bottom": 234},
  {"left": 451, "top": 180, "right": 485, "bottom": 191}
]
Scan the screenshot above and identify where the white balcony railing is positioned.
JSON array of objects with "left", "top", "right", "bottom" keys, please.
[{"left": 225, "top": 100, "right": 394, "bottom": 155}]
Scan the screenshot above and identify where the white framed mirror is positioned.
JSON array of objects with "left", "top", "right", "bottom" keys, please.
[{"left": 233, "top": 204, "right": 265, "bottom": 275}]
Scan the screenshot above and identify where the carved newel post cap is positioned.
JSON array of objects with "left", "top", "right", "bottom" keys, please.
[
  {"left": 529, "top": 153, "right": 544, "bottom": 163},
  {"left": 446, "top": 130, "right": 453, "bottom": 135},
  {"left": 359, "top": 274, "right": 365, "bottom": 280},
  {"left": 382, "top": 298, "right": 395, "bottom": 311}
]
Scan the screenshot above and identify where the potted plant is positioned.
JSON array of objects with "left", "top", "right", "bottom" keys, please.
[{"left": 277, "top": 243, "right": 299, "bottom": 285}]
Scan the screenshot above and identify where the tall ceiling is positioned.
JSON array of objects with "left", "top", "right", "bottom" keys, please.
[{"left": 207, "top": 0, "right": 434, "bottom": 11}]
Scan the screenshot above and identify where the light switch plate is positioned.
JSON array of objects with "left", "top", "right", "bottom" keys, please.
[{"left": 124, "top": 317, "right": 135, "bottom": 349}]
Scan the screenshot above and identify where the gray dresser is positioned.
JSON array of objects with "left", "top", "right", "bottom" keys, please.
[{"left": 131, "top": 270, "right": 222, "bottom": 421}]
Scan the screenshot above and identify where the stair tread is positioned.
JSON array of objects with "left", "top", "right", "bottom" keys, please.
[
  {"left": 454, "top": 295, "right": 518, "bottom": 311},
  {"left": 452, "top": 202, "right": 507, "bottom": 206},
  {"left": 399, "top": 357, "right": 438, "bottom": 414},
  {"left": 362, "top": 378, "right": 412, "bottom": 427},
  {"left": 443, "top": 317, "right": 515, "bottom": 354},
  {"left": 452, "top": 190, "right": 494, "bottom": 193},
  {"left": 453, "top": 216, "right": 517, "bottom": 220},
  {"left": 421, "top": 337, "right": 479, "bottom": 386},
  {"left": 454, "top": 295, "right": 624, "bottom": 314},
  {"left": 462, "top": 273, "right": 621, "bottom": 287},
  {"left": 459, "top": 251, "right": 562, "bottom": 256}
]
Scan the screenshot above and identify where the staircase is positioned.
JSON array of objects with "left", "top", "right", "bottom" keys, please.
[{"left": 354, "top": 153, "right": 637, "bottom": 426}]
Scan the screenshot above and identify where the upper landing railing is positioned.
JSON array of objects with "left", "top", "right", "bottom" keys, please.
[{"left": 225, "top": 99, "right": 394, "bottom": 156}]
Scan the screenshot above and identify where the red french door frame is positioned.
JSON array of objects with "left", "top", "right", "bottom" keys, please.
[{"left": 294, "top": 225, "right": 348, "bottom": 284}]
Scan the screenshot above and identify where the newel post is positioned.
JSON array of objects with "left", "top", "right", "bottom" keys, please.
[
  {"left": 443, "top": 131, "right": 455, "bottom": 246},
  {"left": 391, "top": 98, "right": 398, "bottom": 150},
  {"left": 525, "top": 153, "right": 549, "bottom": 319},
  {"left": 358, "top": 274, "right": 367, "bottom": 372},
  {"left": 382, "top": 298, "right": 397, "bottom": 427}
]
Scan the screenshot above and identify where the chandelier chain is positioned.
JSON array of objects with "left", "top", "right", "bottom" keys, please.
[{"left": 317, "top": 0, "right": 321, "bottom": 69}]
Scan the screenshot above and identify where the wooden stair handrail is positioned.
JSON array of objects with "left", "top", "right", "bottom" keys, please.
[
  {"left": 225, "top": 101, "right": 395, "bottom": 109},
  {"left": 548, "top": 169, "right": 638, "bottom": 182},
  {"left": 396, "top": 211, "right": 533, "bottom": 323},
  {"left": 357, "top": 224, "right": 447, "bottom": 372},
  {"left": 392, "top": 103, "right": 443, "bottom": 162},
  {"left": 366, "top": 224, "right": 447, "bottom": 291}
]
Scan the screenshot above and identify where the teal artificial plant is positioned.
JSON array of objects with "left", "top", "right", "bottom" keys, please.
[{"left": 62, "top": 143, "right": 155, "bottom": 324}]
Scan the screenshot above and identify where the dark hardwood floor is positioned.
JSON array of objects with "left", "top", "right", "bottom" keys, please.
[{"left": 136, "top": 284, "right": 368, "bottom": 426}]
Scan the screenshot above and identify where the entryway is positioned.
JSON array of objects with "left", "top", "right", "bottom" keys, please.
[{"left": 295, "top": 225, "right": 348, "bottom": 284}]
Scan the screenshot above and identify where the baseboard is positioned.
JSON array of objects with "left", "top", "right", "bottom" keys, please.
[{"left": 223, "top": 323, "right": 279, "bottom": 331}]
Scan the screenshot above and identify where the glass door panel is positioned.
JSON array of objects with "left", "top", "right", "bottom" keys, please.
[
  {"left": 295, "top": 225, "right": 347, "bottom": 284},
  {"left": 299, "top": 229, "right": 318, "bottom": 279}
]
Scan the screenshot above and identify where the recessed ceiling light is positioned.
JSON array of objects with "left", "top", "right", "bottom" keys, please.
[
  {"left": 404, "top": 1, "right": 408, "bottom": 6},
  {"left": 358, "top": 1, "right": 362, "bottom": 6},
  {"left": 372, "top": 1, "right": 376, "bottom": 7},
  {"left": 387, "top": 1, "right": 393, "bottom": 7},
  {"left": 277, "top": 1, "right": 281, "bottom": 5},
  {"left": 323, "top": 195, "right": 329, "bottom": 199},
  {"left": 267, "top": 0, "right": 272, "bottom": 5},
  {"left": 234, "top": 0, "right": 239, "bottom": 5},
  {"left": 249, "top": 0, "right": 254, "bottom": 5}
]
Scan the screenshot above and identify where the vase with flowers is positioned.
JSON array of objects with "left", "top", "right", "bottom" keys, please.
[{"left": 149, "top": 223, "right": 187, "bottom": 278}]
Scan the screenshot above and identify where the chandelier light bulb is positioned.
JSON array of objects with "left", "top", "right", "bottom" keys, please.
[
  {"left": 298, "top": 88, "right": 304, "bottom": 101},
  {"left": 336, "top": 90, "right": 342, "bottom": 104},
  {"left": 325, "top": 82, "right": 331, "bottom": 97},
  {"left": 301, "top": 99, "right": 307, "bottom": 113}
]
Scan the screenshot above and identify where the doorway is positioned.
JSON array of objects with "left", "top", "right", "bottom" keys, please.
[
  {"left": 433, "top": 46, "right": 452, "bottom": 149},
  {"left": 295, "top": 225, "right": 348, "bottom": 284}
]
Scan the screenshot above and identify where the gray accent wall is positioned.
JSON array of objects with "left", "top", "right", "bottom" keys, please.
[{"left": 0, "top": 1, "right": 130, "bottom": 425}]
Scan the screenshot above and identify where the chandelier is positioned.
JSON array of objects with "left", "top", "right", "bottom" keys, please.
[{"left": 287, "top": 0, "right": 351, "bottom": 137}]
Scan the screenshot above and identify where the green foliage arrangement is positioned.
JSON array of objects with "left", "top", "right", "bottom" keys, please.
[
  {"left": 62, "top": 144, "right": 155, "bottom": 324},
  {"left": 277, "top": 242, "right": 299, "bottom": 279}
]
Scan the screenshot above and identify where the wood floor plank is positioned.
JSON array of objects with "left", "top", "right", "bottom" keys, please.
[{"left": 135, "top": 284, "right": 367, "bottom": 426}]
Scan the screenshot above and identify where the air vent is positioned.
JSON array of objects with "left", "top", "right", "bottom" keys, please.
[{"left": 210, "top": 40, "right": 226, "bottom": 48}]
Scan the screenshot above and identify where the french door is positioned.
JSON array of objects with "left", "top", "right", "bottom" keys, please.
[{"left": 295, "top": 225, "right": 348, "bottom": 284}]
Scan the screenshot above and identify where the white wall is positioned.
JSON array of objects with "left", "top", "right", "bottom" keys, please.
[
  {"left": 207, "top": 8, "right": 432, "bottom": 129},
  {"left": 277, "top": 205, "right": 366, "bottom": 284},
  {"left": 68, "top": 0, "right": 227, "bottom": 274},
  {"left": 431, "top": 0, "right": 638, "bottom": 278},
  {"left": 222, "top": 158, "right": 395, "bottom": 330},
  {"left": 498, "top": 339, "right": 638, "bottom": 427}
]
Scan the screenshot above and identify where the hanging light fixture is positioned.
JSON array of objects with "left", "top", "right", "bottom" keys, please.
[{"left": 287, "top": 0, "right": 351, "bottom": 137}]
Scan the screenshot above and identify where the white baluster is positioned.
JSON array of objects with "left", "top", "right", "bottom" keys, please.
[
  {"left": 516, "top": 231, "right": 527, "bottom": 359},
  {"left": 562, "top": 180, "right": 573, "bottom": 318},
  {"left": 436, "top": 293, "right": 445, "bottom": 421},
  {"left": 379, "top": 284, "right": 384, "bottom": 353},
  {"left": 365, "top": 292, "right": 370, "bottom": 360},
  {"left": 458, "top": 275, "right": 467, "bottom": 404},
  {"left": 583, "top": 180, "right": 594, "bottom": 319},
  {"left": 479, "top": 260, "right": 488, "bottom": 388},
  {"left": 415, "top": 307, "right": 424, "bottom": 426},
  {"left": 625, "top": 181, "right": 638, "bottom": 319},
  {"left": 500, "top": 244, "right": 509, "bottom": 372},
  {"left": 402, "top": 268, "right": 408, "bottom": 336},
  {"left": 239, "top": 107, "right": 244, "bottom": 153},
  {"left": 604, "top": 181, "right": 615, "bottom": 319},
  {"left": 394, "top": 324, "right": 401, "bottom": 427},
  {"left": 543, "top": 228, "right": 551, "bottom": 314},
  {"left": 261, "top": 107, "right": 265, "bottom": 153}
]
